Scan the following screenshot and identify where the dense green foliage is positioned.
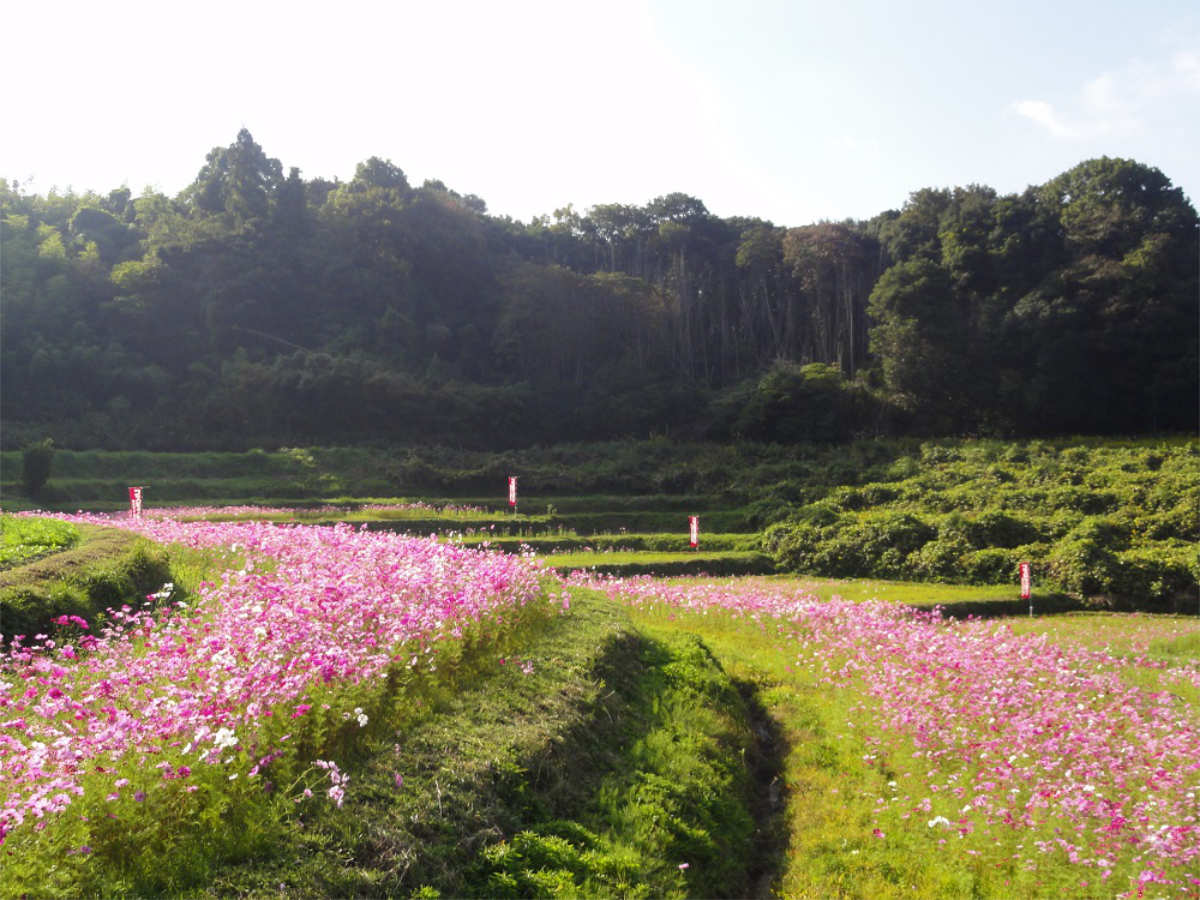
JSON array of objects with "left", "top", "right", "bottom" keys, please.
[
  {"left": 762, "top": 438, "right": 1198, "bottom": 607},
  {"left": 0, "top": 523, "right": 172, "bottom": 637},
  {"left": 2, "top": 133, "right": 1195, "bottom": 449}
]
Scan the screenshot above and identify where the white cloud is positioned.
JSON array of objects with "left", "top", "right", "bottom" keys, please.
[
  {"left": 1011, "top": 99, "right": 1078, "bottom": 138},
  {"left": 1011, "top": 44, "right": 1200, "bottom": 141}
]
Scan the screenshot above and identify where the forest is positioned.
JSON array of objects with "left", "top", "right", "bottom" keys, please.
[{"left": 2, "top": 130, "right": 1196, "bottom": 450}]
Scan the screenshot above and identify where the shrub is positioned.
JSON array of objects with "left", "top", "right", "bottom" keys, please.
[
  {"left": 966, "top": 510, "right": 1043, "bottom": 549},
  {"left": 1044, "top": 486, "right": 1118, "bottom": 514},
  {"left": 937, "top": 512, "right": 970, "bottom": 542},
  {"left": 20, "top": 438, "right": 55, "bottom": 497},
  {"left": 909, "top": 536, "right": 972, "bottom": 581},
  {"left": 1114, "top": 544, "right": 1199, "bottom": 609},
  {"left": 1046, "top": 536, "right": 1121, "bottom": 597},
  {"left": 1137, "top": 491, "right": 1200, "bottom": 541},
  {"left": 965, "top": 547, "right": 1022, "bottom": 585},
  {"left": 0, "top": 529, "right": 172, "bottom": 637},
  {"left": 854, "top": 512, "right": 936, "bottom": 567},
  {"left": 762, "top": 522, "right": 825, "bottom": 573},
  {"left": 886, "top": 455, "right": 921, "bottom": 480},
  {"left": 1065, "top": 515, "right": 1133, "bottom": 552},
  {"left": 832, "top": 484, "right": 899, "bottom": 511}
]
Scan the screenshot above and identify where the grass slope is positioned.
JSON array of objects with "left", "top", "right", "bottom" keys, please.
[
  {"left": 545, "top": 550, "right": 775, "bottom": 578},
  {"left": 183, "top": 587, "right": 772, "bottom": 899},
  {"left": 0, "top": 522, "right": 172, "bottom": 638}
]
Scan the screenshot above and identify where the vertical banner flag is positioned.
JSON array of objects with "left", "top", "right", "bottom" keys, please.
[
  {"left": 689, "top": 515, "right": 699, "bottom": 549},
  {"left": 1019, "top": 561, "right": 1032, "bottom": 600},
  {"left": 508, "top": 476, "right": 518, "bottom": 508},
  {"left": 128, "top": 486, "right": 144, "bottom": 518}
]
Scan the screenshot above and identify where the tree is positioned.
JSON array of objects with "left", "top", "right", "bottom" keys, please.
[
  {"left": 867, "top": 257, "right": 967, "bottom": 430},
  {"left": 1019, "top": 158, "right": 1199, "bottom": 431},
  {"left": 184, "top": 129, "right": 283, "bottom": 224},
  {"left": 877, "top": 187, "right": 951, "bottom": 262},
  {"left": 782, "top": 223, "right": 880, "bottom": 376}
]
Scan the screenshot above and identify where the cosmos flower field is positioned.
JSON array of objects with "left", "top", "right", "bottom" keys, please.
[
  {"left": 0, "top": 511, "right": 555, "bottom": 888},
  {"left": 2, "top": 509, "right": 1198, "bottom": 896},
  {"left": 584, "top": 574, "right": 1200, "bottom": 896}
]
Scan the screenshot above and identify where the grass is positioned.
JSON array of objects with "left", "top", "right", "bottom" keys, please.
[
  {"left": 1002, "top": 610, "right": 1200, "bottom": 709},
  {"left": 544, "top": 550, "right": 776, "bottom": 578},
  {"left": 0, "top": 515, "right": 80, "bottom": 568},
  {"left": 621, "top": 593, "right": 1200, "bottom": 899},
  {"left": 0, "top": 521, "right": 174, "bottom": 638},
  {"left": 1, "top": 513, "right": 775, "bottom": 897},
  {"left": 633, "top": 574, "right": 1060, "bottom": 616},
  {"left": 627, "top": 605, "right": 970, "bottom": 899},
  {"left": 454, "top": 532, "right": 762, "bottom": 553},
  {"left": 36, "top": 584, "right": 771, "bottom": 899}
]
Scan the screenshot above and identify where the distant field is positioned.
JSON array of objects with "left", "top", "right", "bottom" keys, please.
[{"left": 656, "top": 573, "right": 1041, "bottom": 610}]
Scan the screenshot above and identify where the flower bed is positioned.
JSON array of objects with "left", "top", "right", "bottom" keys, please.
[{"left": 1, "top": 514, "right": 553, "bottom": 851}]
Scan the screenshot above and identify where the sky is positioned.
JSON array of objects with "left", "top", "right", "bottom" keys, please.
[{"left": 5, "top": 0, "right": 1199, "bottom": 227}]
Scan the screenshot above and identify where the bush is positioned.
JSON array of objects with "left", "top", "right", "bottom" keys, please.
[
  {"left": 965, "top": 510, "right": 1043, "bottom": 549},
  {"left": 1046, "top": 536, "right": 1122, "bottom": 597},
  {"left": 1065, "top": 515, "right": 1133, "bottom": 552},
  {"left": 965, "top": 547, "right": 1021, "bottom": 585},
  {"left": 909, "top": 536, "right": 972, "bottom": 581},
  {"left": 762, "top": 522, "right": 825, "bottom": 573},
  {"left": 1136, "top": 491, "right": 1200, "bottom": 541},
  {"left": 831, "top": 484, "right": 899, "bottom": 511},
  {"left": 20, "top": 438, "right": 55, "bottom": 498},
  {"left": 1114, "top": 543, "right": 1199, "bottom": 610},
  {"left": 852, "top": 512, "right": 936, "bottom": 576},
  {"left": 711, "top": 361, "right": 875, "bottom": 443}
]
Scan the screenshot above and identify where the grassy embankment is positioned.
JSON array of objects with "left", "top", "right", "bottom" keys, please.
[{"left": 0, "top": 514, "right": 176, "bottom": 638}]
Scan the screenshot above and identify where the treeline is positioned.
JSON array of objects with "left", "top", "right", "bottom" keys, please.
[{"left": 2, "top": 130, "right": 1196, "bottom": 449}]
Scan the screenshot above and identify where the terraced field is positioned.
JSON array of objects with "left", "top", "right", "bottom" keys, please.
[{"left": 2, "top": 499, "right": 1196, "bottom": 897}]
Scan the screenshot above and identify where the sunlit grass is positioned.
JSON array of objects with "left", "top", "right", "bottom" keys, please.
[
  {"left": 545, "top": 550, "right": 761, "bottom": 568},
  {"left": 0, "top": 514, "right": 81, "bottom": 568},
  {"left": 611, "top": 576, "right": 1200, "bottom": 899},
  {"left": 643, "top": 573, "right": 1025, "bottom": 608},
  {"left": 7, "top": 503, "right": 1197, "bottom": 897}
]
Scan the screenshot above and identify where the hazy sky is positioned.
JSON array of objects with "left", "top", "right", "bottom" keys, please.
[{"left": 6, "top": 0, "right": 1198, "bottom": 226}]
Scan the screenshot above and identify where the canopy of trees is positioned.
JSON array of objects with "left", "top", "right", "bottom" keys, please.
[{"left": 2, "top": 132, "right": 1196, "bottom": 449}]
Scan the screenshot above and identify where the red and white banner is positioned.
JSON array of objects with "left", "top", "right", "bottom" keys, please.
[
  {"left": 1019, "top": 561, "right": 1032, "bottom": 600},
  {"left": 688, "top": 515, "right": 699, "bottom": 549},
  {"left": 128, "top": 486, "right": 144, "bottom": 518},
  {"left": 508, "top": 476, "right": 518, "bottom": 508}
]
